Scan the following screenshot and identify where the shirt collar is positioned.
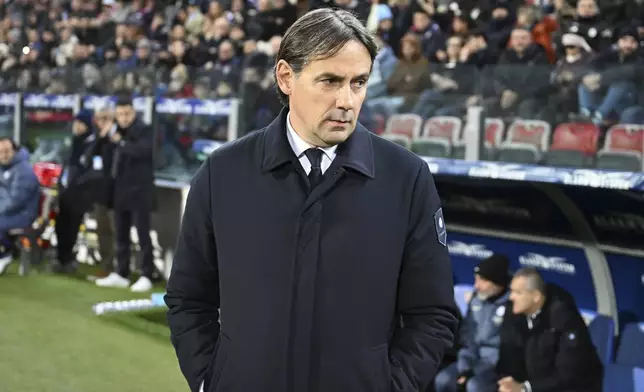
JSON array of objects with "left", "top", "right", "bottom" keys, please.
[{"left": 286, "top": 111, "right": 337, "bottom": 161}]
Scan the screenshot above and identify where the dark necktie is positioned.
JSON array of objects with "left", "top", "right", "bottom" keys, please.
[{"left": 304, "top": 148, "right": 324, "bottom": 190}]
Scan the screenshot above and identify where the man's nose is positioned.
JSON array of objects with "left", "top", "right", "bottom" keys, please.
[{"left": 335, "top": 84, "right": 354, "bottom": 111}]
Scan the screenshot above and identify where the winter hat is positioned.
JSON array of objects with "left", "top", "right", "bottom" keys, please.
[
  {"left": 74, "top": 109, "right": 93, "bottom": 129},
  {"left": 474, "top": 254, "right": 510, "bottom": 287},
  {"left": 617, "top": 26, "right": 638, "bottom": 42}
]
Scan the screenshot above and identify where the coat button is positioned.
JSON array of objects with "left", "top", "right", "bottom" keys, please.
[{"left": 392, "top": 358, "right": 402, "bottom": 367}]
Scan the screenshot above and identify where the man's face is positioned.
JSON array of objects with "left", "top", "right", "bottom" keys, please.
[
  {"left": 277, "top": 40, "right": 372, "bottom": 147},
  {"left": 412, "top": 12, "right": 430, "bottom": 31},
  {"left": 72, "top": 119, "right": 88, "bottom": 136},
  {"left": 0, "top": 140, "right": 15, "bottom": 166},
  {"left": 474, "top": 274, "right": 502, "bottom": 299},
  {"left": 511, "top": 29, "right": 532, "bottom": 52},
  {"left": 509, "top": 276, "right": 538, "bottom": 315},
  {"left": 618, "top": 35, "right": 638, "bottom": 55},
  {"left": 577, "top": 0, "right": 598, "bottom": 18},
  {"left": 115, "top": 105, "right": 136, "bottom": 128}
]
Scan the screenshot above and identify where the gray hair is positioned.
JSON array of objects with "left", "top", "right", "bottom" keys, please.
[
  {"left": 274, "top": 8, "right": 378, "bottom": 106},
  {"left": 94, "top": 101, "right": 115, "bottom": 114},
  {"left": 513, "top": 267, "right": 546, "bottom": 293}
]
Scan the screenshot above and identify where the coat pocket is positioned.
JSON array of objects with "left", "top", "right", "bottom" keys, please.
[{"left": 206, "top": 332, "right": 231, "bottom": 392}]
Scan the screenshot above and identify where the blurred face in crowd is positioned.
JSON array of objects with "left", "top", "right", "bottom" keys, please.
[
  {"left": 116, "top": 105, "right": 136, "bottom": 129},
  {"left": 510, "top": 29, "right": 532, "bottom": 53},
  {"left": 72, "top": 120, "right": 88, "bottom": 136},
  {"left": 492, "top": 6, "right": 509, "bottom": 19},
  {"left": 218, "top": 40, "right": 235, "bottom": 61},
  {"left": 412, "top": 12, "right": 430, "bottom": 32},
  {"left": 446, "top": 36, "right": 462, "bottom": 59},
  {"left": 474, "top": 274, "right": 504, "bottom": 299},
  {"left": 26, "top": 28, "right": 39, "bottom": 43},
  {"left": 577, "top": 0, "right": 598, "bottom": 18},
  {"left": 378, "top": 18, "right": 393, "bottom": 32},
  {"left": 257, "top": 0, "right": 271, "bottom": 12},
  {"left": 452, "top": 16, "right": 468, "bottom": 34},
  {"left": 137, "top": 44, "right": 150, "bottom": 60},
  {"left": 208, "top": 2, "right": 224, "bottom": 18},
  {"left": 276, "top": 40, "right": 372, "bottom": 147},
  {"left": 42, "top": 30, "right": 55, "bottom": 43},
  {"left": 120, "top": 46, "right": 133, "bottom": 60},
  {"left": 400, "top": 34, "right": 421, "bottom": 61},
  {"left": 170, "top": 40, "right": 186, "bottom": 58},
  {"left": 230, "top": 26, "right": 245, "bottom": 41},
  {"left": 231, "top": 0, "right": 245, "bottom": 13},
  {"left": 243, "top": 39, "right": 257, "bottom": 54},
  {"left": 509, "top": 276, "right": 543, "bottom": 315},
  {"left": 618, "top": 35, "right": 639, "bottom": 56},
  {"left": 0, "top": 140, "right": 15, "bottom": 166},
  {"left": 171, "top": 25, "right": 186, "bottom": 41},
  {"left": 94, "top": 109, "right": 114, "bottom": 132},
  {"left": 214, "top": 17, "right": 230, "bottom": 38},
  {"left": 61, "top": 27, "right": 72, "bottom": 42},
  {"left": 564, "top": 44, "right": 581, "bottom": 57},
  {"left": 516, "top": 6, "right": 537, "bottom": 27}
]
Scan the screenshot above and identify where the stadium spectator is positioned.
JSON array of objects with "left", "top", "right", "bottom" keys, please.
[
  {"left": 0, "top": 137, "right": 40, "bottom": 275},
  {"left": 365, "top": 32, "right": 430, "bottom": 117},
  {"left": 494, "top": 28, "right": 551, "bottom": 119},
  {"left": 435, "top": 254, "right": 511, "bottom": 392},
  {"left": 546, "top": 32, "right": 593, "bottom": 123},
  {"left": 497, "top": 267, "right": 603, "bottom": 392},
  {"left": 578, "top": 26, "right": 643, "bottom": 125},
  {"left": 96, "top": 96, "right": 155, "bottom": 292}
]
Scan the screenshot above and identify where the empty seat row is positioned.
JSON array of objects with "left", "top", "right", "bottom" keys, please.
[{"left": 380, "top": 114, "right": 644, "bottom": 172}]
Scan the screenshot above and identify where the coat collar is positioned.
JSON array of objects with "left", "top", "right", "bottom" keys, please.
[{"left": 261, "top": 108, "right": 375, "bottom": 178}]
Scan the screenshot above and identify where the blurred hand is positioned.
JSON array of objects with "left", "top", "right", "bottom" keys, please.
[
  {"left": 111, "top": 132, "right": 122, "bottom": 143},
  {"left": 583, "top": 73, "right": 601, "bottom": 91},
  {"left": 500, "top": 90, "right": 518, "bottom": 109},
  {"left": 557, "top": 70, "right": 574, "bottom": 83},
  {"left": 457, "top": 376, "right": 467, "bottom": 385},
  {"left": 435, "top": 50, "right": 447, "bottom": 62},
  {"left": 498, "top": 377, "right": 522, "bottom": 392}
]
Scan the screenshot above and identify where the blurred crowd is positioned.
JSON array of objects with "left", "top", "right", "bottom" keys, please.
[{"left": 1, "top": 0, "right": 644, "bottom": 131}]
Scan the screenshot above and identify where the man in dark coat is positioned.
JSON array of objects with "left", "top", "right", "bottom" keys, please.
[
  {"left": 497, "top": 267, "right": 603, "bottom": 392},
  {"left": 54, "top": 107, "right": 116, "bottom": 274},
  {"left": 165, "top": 8, "right": 459, "bottom": 392},
  {"left": 95, "top": 96, "right": 156, "bottom": 292}
]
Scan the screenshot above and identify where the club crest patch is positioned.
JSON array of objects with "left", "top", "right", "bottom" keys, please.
[{"left": 434, "top": 207, "right": 447, "bottom": 246}]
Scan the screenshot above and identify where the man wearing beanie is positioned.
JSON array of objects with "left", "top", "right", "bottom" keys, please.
[{"left": 435, "top": 254, "right": 511, "bottom": 392}]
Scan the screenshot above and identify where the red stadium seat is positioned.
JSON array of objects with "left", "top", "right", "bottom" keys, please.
[
  {"left": 384, "top": 113, "right": 422, "bottom": 139},
  {"left": 498, "top": 119, "right": 551, "bottom": 164},
  {"left": 411, "top": 116, "right": 462, "bottom": 158},
  {"left": 597, "top": 124, "right": 644, "bottom": 171},
  {"left": 546, "top": 123, "right": 600, "bottom": 168},
  {"left": 452, "top": 118, "right": 505, "bottom": 160}
]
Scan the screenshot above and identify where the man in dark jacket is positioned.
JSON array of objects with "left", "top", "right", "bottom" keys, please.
[
  {"left": 0, "top": 137, "right": 40, "bottom": 274},
  {"left": 54, "top": 108, "right": 115, "bottom": 273},
  {"left": 497, "top": 268, "right": 602, "bottom": 392},
  {"left": 166, "top": 8, "right": 459, "bottom": 392},
  {"left": 95, "top": 96, "right": 155, "bottom": 292}
]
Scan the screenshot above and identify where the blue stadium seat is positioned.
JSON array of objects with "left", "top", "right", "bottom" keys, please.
[
  {"left": 453, "top": 284, "right": 473, "bottom": 317},
  {"left": 587, "top": 314, "right": 615, "bottom": 365},
  {"left": 603, "top": 365, "right": 644, "bottom": 392},
  {"left": 616, "top": 323, "right": 644, "bottom": 368}
]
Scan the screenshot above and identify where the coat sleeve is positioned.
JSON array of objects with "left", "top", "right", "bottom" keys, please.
[
  {"left": 389, "top": 161, "right": 460, "bottom": 392},
  {"left": 529, "top": 309, "right": 601, "bottom": 392},
  {"left": 165, "top": 161, "right": 220, "bottom": 392},
  {"left": 0, "top": 165, "right": 39, "bottom": 216}
]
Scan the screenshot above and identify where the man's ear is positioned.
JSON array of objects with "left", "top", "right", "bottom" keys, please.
[{"left": 275, "top": 59, "right": 294, "bottom": 98}]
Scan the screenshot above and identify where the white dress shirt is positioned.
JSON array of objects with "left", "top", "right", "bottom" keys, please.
[
  {"left": 198, "top": 113, "right": 336, "bottom": 392},
  {"left": 286, "top": 112, "right": 337, "bottom": 174}
]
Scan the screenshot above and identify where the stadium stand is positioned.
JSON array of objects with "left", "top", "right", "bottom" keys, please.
[{"left": 1, "top": 0, "right": 644, "bottom": 390}]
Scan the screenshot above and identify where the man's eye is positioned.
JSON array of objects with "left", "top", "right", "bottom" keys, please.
[{"left": 354, "top": 80, "right": 367, "bottom": 88}]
